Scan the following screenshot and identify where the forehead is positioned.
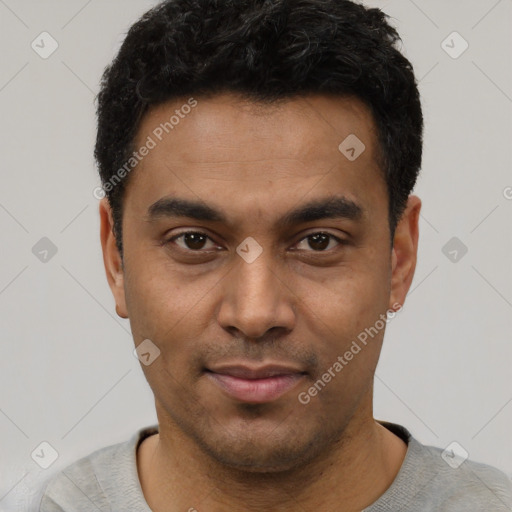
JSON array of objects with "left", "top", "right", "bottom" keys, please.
[
  {"left": 124, "top": 92, "right": 385, "bottom": 221},
  {"left": 135, "top": 92, "right": 379, "bottom": 162}
]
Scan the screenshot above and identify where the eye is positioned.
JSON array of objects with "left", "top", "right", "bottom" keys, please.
[
  {"left": 294, "top": 232, "right": 345, "bottom": 252},
  {"left": 166, "top": 231, "right": 219, "bottom": 251},
  {"left": 164, "top": 230, "right": 346, "bottom": 254}
]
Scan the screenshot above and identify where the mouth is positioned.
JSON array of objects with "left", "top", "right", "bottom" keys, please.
[{"left": 204, "top": 363, "right": 307, "bottom": 404}]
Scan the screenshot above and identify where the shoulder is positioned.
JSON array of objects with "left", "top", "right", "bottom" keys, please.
[
  {"left": 420, "top": 442, "right": 512, "bottom": 510},
  {"left": 38, "top": 425, "right": 158, "bottom": 512},
  {"left": 369, "top": 422, "right": 512, "bottom": 511}
]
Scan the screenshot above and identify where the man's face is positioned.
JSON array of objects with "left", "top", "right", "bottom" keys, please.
[{"left": 103, "top": 93, "right": 408, "bottom": 472}]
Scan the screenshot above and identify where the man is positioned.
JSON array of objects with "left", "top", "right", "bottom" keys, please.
[{"left": 39, "top": 0, "right": 512, "bottom": 510}]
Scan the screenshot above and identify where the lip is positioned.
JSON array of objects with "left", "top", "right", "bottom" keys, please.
[{"left": 205, "top": 363, "right": 307, "bottom": 403}]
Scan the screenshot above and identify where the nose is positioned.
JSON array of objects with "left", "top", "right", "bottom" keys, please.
[{"left": 216, "top": 246, "right": 296, "bottom": 340}]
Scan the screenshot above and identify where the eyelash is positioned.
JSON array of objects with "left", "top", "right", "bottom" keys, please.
[{"left": 165, "top": 230, "right": 347, "bottom": 253}]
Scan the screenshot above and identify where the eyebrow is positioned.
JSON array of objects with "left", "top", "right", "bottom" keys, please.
[{"left": 146, "top": 194, "right": 364, "bottom": 226}]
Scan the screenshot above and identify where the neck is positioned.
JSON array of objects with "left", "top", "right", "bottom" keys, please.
[{"left": 138, "top": 403, "right": 407, "bottom": 512}]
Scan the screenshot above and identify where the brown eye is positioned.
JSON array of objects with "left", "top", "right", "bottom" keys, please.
[
  {"left": 167, "top": 231, "right": 217, "bottom": 251},
  {"left": 295, "top": 232, "right": 343, "bottom": 252}
]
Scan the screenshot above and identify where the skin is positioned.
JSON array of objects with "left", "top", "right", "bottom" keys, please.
[{"left": 100, "top": 92, "right": 421, "bottom": 511}]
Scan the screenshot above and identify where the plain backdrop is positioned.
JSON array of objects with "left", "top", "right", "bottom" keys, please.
[{"left": 0, "top": 1, "right": 511, "bottom": 510}]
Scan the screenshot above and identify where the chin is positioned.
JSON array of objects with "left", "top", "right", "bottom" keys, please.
[{"left": 192, "top": 420, "right": 327, "bottom": 473}]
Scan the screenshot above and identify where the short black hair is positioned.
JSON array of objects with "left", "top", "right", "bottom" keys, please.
[{"left": 95, "top": 0, "right": 423, "bottom": 257}]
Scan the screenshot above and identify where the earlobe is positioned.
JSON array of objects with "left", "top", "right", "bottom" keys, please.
[
  {"left": 388, "top": 195, "right": 421, "bottom": 311},
  {"left": 99, "top": 198, "right": 129, "bottom": 319}
]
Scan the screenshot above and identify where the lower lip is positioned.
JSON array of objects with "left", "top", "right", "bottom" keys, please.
[{"left": 205, "top": 372, "right": 305, "bottom": 403}]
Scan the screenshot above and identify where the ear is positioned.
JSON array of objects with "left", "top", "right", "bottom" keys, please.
[
  {"left": 99, "top": 198, "right": 128, "bottom": 319},
  {"left": 388, "top": 195, "right": 421, "bottom": 311}
]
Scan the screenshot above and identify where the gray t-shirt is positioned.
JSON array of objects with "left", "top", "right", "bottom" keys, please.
[{"left": 38, "top": 422, "right": 512, "bottom": 511}]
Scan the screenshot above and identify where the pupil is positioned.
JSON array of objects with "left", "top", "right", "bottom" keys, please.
[
  {"left": 185, "top": 233, "right": 206, "bottom": 250},
  {"left": 309, "top": 233, "right": 329, "bottom": 251},
  {"left": 182, "top": 233, "right": 331, "bottom": 251}
]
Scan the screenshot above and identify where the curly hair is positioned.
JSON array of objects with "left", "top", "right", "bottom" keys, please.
[{"left": 95, "top": 0, "right": 423, "bottom": 257}]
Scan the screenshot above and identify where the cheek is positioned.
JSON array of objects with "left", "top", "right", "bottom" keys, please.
[
  {"left": 124, "top": 259, "right": 217, "bottom": 365},
  {"left": 292, "top": 260, "right": 389, "bottom": 389},
  {"left": 298, "top": 262, "right": 389, "bottom": 335},
  {"left": 125, "top": 272, "right": 210, "bottom": 404},
  {"left": 124, "top": 259, "right": 178, "bottom": 333}
]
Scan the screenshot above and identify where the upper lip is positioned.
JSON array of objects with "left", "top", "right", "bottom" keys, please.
[{"left": 206, "top": 363, "right": 306, "bottom": 379}]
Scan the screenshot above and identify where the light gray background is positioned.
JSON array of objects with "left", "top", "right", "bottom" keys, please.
[{"left": 0, "top": 1, "right": 511, "bottom": 510}]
